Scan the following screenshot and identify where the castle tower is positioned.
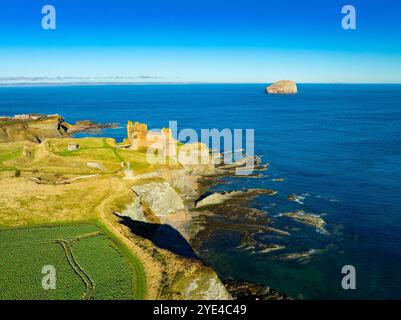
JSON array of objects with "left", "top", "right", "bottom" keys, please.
[{"left": 127, "top": 121, "right": 148, "bottom": 150}]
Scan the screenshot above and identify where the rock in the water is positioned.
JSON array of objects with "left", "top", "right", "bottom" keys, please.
[
  {"left": 224, "top": 280, "right": 290, "bottom": 300},
  {"left": 282, "top": 210, "right": 327, "bottom": 232},
  {"left": 195, "top": 188, "right": 277, "bottom": 209},
  {"left": 265, "top": 80, "right": 298, "bottom": 94}
]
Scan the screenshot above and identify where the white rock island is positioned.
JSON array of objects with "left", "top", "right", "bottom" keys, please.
[{"left": 265, "top": 80, "right": 298, "bottom": 94}]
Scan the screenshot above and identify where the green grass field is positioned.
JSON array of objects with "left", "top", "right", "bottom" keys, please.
[
  {"left": 47, "top": 137, "right": 159, "bottom": 172},
  {"left": 47, "top": 137, "right": 180, "bottom": 172},
  {"left": 0, "top": 223, "right": 144, "bottom": 300},
  {"left": 0, "top": 137, "right": 181, "bottom": 178},
  {"left": 0, "top": 141, "right": 24, "bottom": 172}
]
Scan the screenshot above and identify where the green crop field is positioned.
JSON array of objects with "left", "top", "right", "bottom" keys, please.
[{"left": 0, "top": 223, "right": 144, "bottom": 300}]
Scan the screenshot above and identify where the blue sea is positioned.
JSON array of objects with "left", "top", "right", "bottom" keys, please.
[{"left": 1, "top": 84, "right": 401, "bottom": 299}]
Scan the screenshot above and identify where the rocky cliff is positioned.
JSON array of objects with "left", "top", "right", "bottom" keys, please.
[
  {"left": 118, "top": 176, "right": 233, "bottom": 300},
  {"left": 0, "top": 117, "right": 66, "bottom": 143},
  {"left": 0, "top": 115, "right": 116, "bottom": 143}
]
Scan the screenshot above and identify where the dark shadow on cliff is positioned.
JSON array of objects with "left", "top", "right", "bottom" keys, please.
[
  {"left": 116, "top": 214, "right": 200, "bottom": 260},
  {"left": 194, "top": 191, "right": 213, "bottom": 206}
]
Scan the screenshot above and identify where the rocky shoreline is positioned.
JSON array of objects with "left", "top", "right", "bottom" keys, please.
[
  {"left": 68, "top": 119, "right": 118, "bottom": 134},
  {"left": 116, "top": 148, "right": 293, "bottom": 299}
]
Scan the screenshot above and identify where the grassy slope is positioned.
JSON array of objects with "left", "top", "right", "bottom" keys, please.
[
  {"left": 0, "top": 138, "right": 154, "bottom": 299},
  {"left": 0, "top": 118, "right": 64, "bottom": 143},
  {"left": 0, "top": 141, "right": 25, "bottom": 172},
  {"left": 46, "top": 137, "right": 168, "bottom": 173}
]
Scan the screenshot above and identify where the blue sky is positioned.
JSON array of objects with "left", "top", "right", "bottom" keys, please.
[{"left": 0, "top": 0, "right": 400, "bottom": 83}]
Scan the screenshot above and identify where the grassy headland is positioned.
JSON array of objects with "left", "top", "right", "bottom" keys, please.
[{"left": 0, "top": 116, "right": 231, "bottom": 300}]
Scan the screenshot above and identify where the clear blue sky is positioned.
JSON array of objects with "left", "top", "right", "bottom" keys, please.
[{"left": 0, "top": 0, "right": 400, "bottom": 83}]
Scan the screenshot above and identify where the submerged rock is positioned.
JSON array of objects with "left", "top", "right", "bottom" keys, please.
[
  {"left": 282, "top": 210, "right": 327, "bottom": 232},
  {"left": 224, "top": 280, "right": 290, "bottom": 300},
  {"left": 275, "top": 249, "right": 317, "bottom": 263},
  {"left": 265, "top": 80, "right": 298, "bottom": 94},
  {"left": 237, "top": 232, "right": 286, "bottom": 254},
  {"left": 288, "top": 194, "right": 305, "bottom": 204}
]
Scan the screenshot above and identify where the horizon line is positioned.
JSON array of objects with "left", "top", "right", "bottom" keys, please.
[{"left": 1, "top": 81, "right": 401, "bottom": 88}]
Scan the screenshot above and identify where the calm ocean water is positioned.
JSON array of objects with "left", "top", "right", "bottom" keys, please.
[{"left": 1, "top": 84, "right": 401, "bottom": 299}]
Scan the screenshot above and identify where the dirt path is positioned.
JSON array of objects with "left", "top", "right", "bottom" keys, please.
[
  {"left": 56, "top": 240, "right": 95, "bottom": 300},
  {"left": 93, "top": 179, "right": 161, "bottom": 299}
]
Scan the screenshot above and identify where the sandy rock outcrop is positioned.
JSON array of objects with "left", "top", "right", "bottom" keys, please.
[
  {"left": 196, "top": 189, "right": 277, "bottom": 209},
  {"left": 195, "top": 191, "right": 243, "bottom": 208},
  {"left": 132, "top": 181, "right": 185, "bottom": 219},
  {"left": 183, "top": 272, "right": 232, "bottom": 300},
  {"left": 120, "top": 196, "right": 147, "bottom": 222}
]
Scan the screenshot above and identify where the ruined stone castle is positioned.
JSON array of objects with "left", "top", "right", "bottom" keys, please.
[{"left": 126, "top": 121, "right": 175, "bottom": 156}]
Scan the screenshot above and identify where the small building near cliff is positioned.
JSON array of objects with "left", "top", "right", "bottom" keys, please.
[
  {"left": 29, "top": 114, "right": 44, "bottom": 120},
  {"left": 126, "top": 121, "right": 175, "bottom": 156},
  {"left": 67, "top": 143, "right": 79, "bottom": 151}
]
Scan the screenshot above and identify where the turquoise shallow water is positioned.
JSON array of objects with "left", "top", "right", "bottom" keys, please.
[{"left": 1, "top": 83, "right": 401, "bottom": 299}]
